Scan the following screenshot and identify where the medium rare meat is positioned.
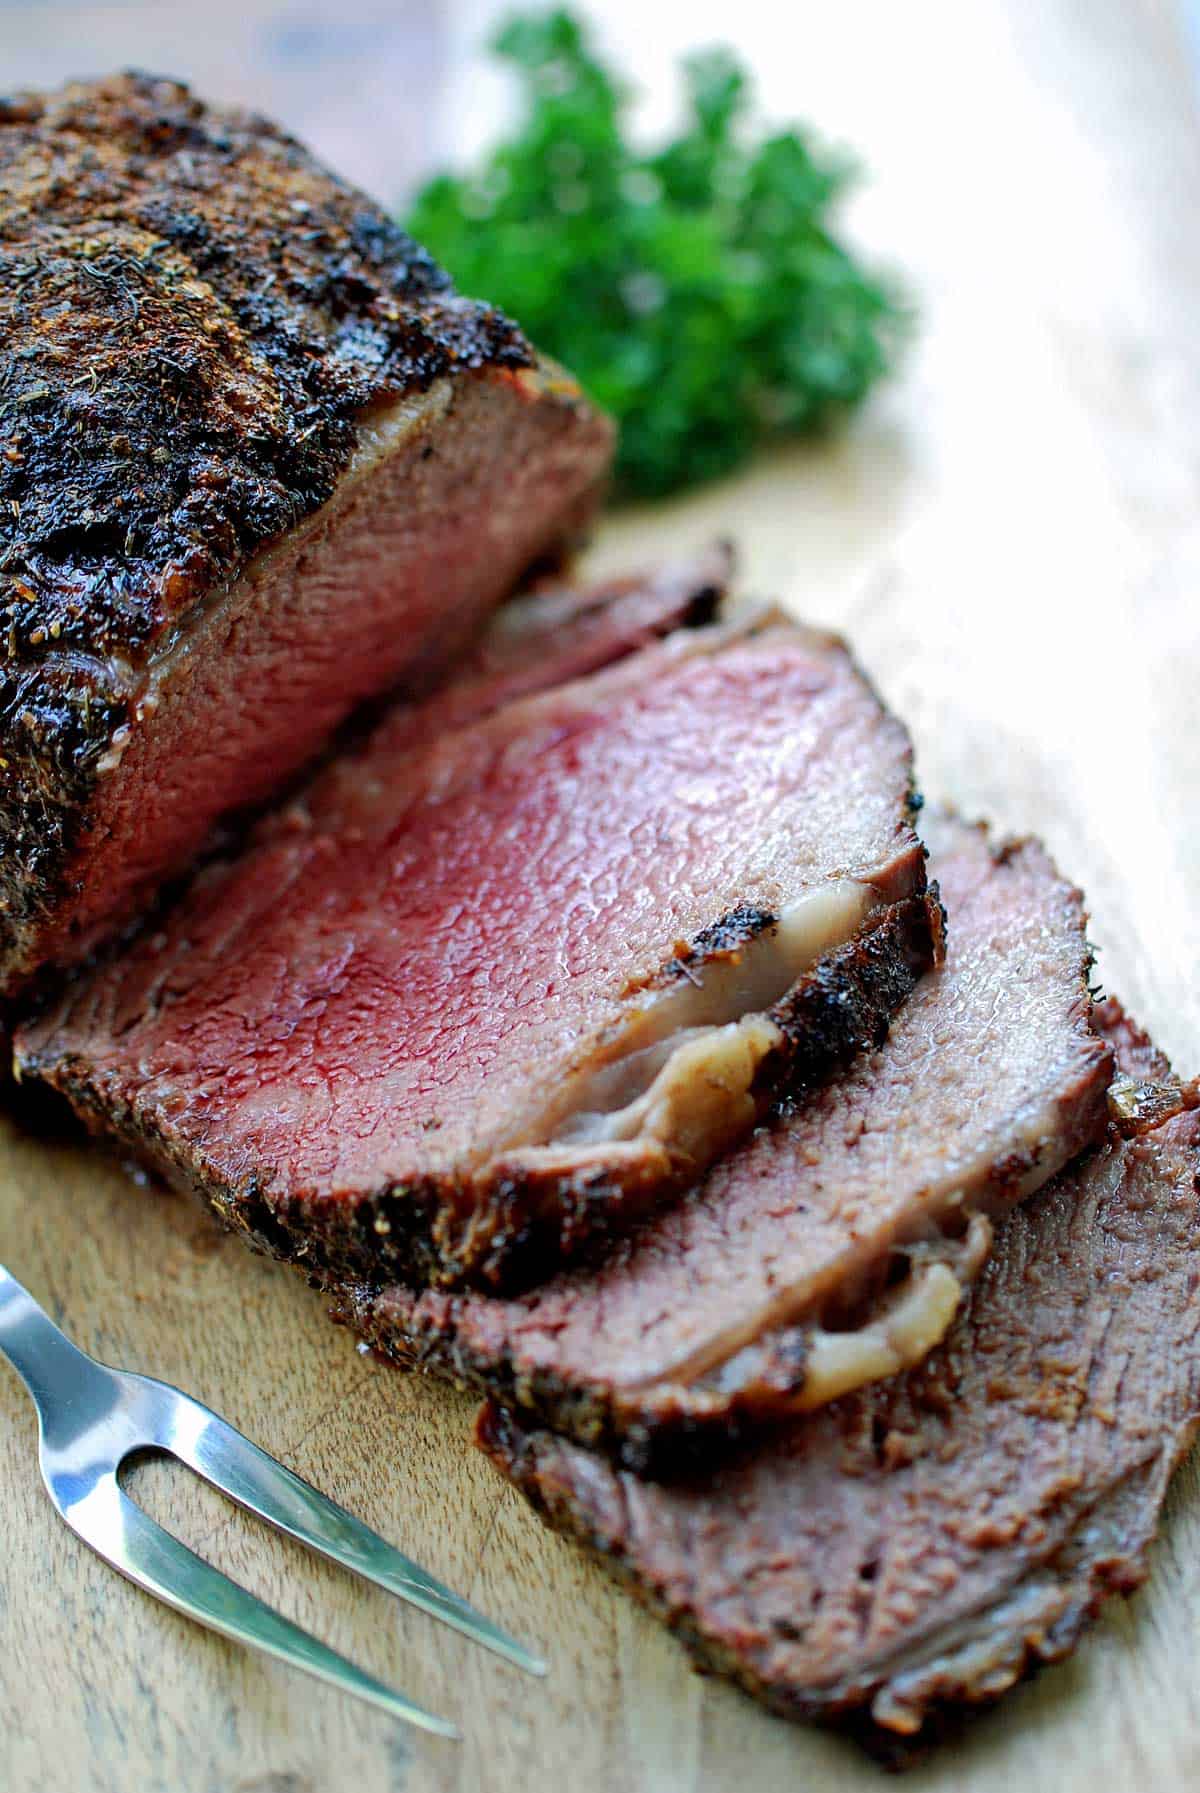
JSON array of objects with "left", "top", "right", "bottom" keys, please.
[
  {"left": 336, "top": 813, "right": 1112, "bottom": 1464},
  {"left": 16, "top": 609, "right": 935, "bottom": 1290},
  {"left": 0, "top": 73, "right": 613, "bottom": 999},
  {"left": 373, "top": 542, "right": 733, "bottom": 755},
  {"left": 479, "top": 1001, "right": 1200, "bottom": 1757}
]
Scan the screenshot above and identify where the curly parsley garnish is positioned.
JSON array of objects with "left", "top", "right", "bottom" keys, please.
[{"left": 407, "top": 10, "right": 906, "bottom": 500}]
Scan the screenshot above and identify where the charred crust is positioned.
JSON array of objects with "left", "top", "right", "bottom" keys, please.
[
  {"left": 1, "top": 72, "right": 531, "bottom": 661},
  {"left": 620, "top": 899, "right": 781, "bottom": 999},
  {"left": 0, "top": 658, "right": 130, "bottom": 964},
  {"left": 317, "top": 891, "right": 941, "bottom": 1467},
  {"left": 18, "top": 891, "right": 938, "bottom": 1309},
  {"left": 0, "top": 72, "right": 542, "bottom": 988},
  {"left": 677, "top": 582, "right": 722, "bottom": 630},
  {"left": 474, "top": 1006, "right": 1200, "bottom": 1751},
  {"left": 926, "top": 878, "right": 948, "bottom": 967},
  {"left": 674, "top": 541, "right": 734, "bottom": 630},
  {"left": 769, "top": 889, "right": 939, "bottom": 1103},
  {"left": 477, "top": 1408, "right": 1189, "bottom": 1757},
  {"left": 665, "top": 904, "right": 779, "bottom": 982},
  {"left": 327, "top": 878, "right": 1122, "bottom": 1476}
]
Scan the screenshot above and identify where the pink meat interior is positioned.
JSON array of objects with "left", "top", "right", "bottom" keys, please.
[
  {"left": 38, "top": 370, "right": 610, "bottom": 977},
  {"left": 393, "top": 815, "right": 1106, "bottom": 1404},
  {"left": 28, "top": 621, "right": 915, "bottom": 1207}
]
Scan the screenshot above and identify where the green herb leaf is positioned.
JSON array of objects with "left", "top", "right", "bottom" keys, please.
[{"left": 407, "top": 9, "right": 907, "bottom": 499}]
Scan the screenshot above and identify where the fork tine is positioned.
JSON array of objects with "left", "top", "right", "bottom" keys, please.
[
  {"left": 155, "top": 1384, "right": 546, "bottom": 1677},
  {"left": 63, "top": 1472, "right": 459, "bottom": 1738}
]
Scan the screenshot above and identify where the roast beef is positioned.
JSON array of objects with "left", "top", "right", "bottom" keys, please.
[
  {"left": 0, "top": 73, "right": 613, "bottom": 999},
  {"left": 335, "top": 813, "right": 1112, "bottom": 1464},
  {"left": 15, "top": 605, "right": 935, "bottom": 1290},
  {"left": 370, "top": 541, "right": 733, "bottom": 754},
  {"left": 479, "top": 1002, "right": 1200, "bottom": 1757}
]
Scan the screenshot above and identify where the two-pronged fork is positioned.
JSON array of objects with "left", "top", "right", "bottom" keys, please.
[{"left": 0, "top": 1264, "right": 544, "bottom": 1738}]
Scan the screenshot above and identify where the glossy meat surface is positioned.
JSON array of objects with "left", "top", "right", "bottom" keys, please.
[
  {"left": 0, "top": 73, "right": 611, "bottom": 993},
  {"left": 480, "top": 1004, "right": 1200, "bottom": 1753},
  {"left": 17, "top": 611, "right": 929, "bottom": 1288},
  {"left": 341, "top": 814, "right": 1111, "bottom": 1459}
]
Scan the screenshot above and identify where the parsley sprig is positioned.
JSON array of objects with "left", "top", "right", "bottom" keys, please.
[{"left": 408, "top": 10, "right": 905, "bottom": 499}]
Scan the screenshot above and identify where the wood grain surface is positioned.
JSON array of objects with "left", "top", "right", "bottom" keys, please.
[{"left": 3, "top": 1, "right": 1200, "bottom": 1789}]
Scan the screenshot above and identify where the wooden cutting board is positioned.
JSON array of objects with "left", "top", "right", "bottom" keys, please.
[{"left": 3, "top": 1, "right": 1199, "bottom": 1788}]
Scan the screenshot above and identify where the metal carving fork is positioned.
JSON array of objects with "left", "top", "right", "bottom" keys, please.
[{"left": 0, "top": 1265, "right": 544, "bottom": 1737}]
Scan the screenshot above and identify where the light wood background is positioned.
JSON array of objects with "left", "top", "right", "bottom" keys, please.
[{"left": 3, "top": 1, "right": 1199, "bottom": 1788}]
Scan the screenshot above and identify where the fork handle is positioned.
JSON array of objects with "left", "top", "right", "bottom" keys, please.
[{"left": 0, "top": 1265, "right": 105, "bottom": 1414}]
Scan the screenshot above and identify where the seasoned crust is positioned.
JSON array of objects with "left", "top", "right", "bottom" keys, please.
[
  {"left": 28, "top": 887, "right": 939, "bottom": 1293},
  {"left": 475, "top": 1005, "right": 1200, "bottom": 1756},
  {"left": 0, "top": 72, "right": 531, "bottom": 664},
  {"left": 326, "top": 816, "right": 1117, "bottom": 1468},
  {"left": 0, "top": 73, "right": 596, "bottom": 991},
  {"left": 15, "top": 594, "right": 931, "bottom": 1289}
]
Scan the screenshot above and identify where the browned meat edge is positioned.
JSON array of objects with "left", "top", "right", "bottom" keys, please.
[
  {"left": 32, "top": 883, "right": 941, "bottom": 1292},
  {"left": 477, "top": 1398, "right": 1200, "bottom": 1769},
  {"left": 0, "top": 71, "right": 529, "bottom": 666},
  {"left": 0, "top": 72, "right": 602, "bottom": 994},
  {"left": 476, "top": 1002, "right": 1200, "bottom": 1759},
  {"left": 328, "top": 818, "right": 1109, "bottom": 1470},
  {"left": 334, "top": 962, "right": 1107, "bottom": 1464}
]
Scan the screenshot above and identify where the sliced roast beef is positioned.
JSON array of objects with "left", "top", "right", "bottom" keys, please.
[
  {"left": 479, "top": 1001, "right": 1200, "bottom": 1755},
  {"left": 0, "top": 73, "right": 613, "bottom": 999},
  {"left": 373, "top": 541, "right": 733, "bottom": 754},
  {"left": 335, "top": 813, "right": 1112, "bottom": 1463},
  {"left": 16, "top": 607, "right": 934, "bottom": 1290}
]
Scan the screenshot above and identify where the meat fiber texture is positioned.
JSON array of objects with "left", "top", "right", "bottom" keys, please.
[
  {"left": 16, "top": 601, "right": 935, "bottom": 1291},
  {"left": 374, "top": 541, "right": 733, "bottom": 755},
  {"left": 479, "top": 1002, "right": 1200, "bottom": 1758},
  {"left": 335, "top": 813, "right": 1113, "bottom": 1466},
  {"left": 0, "top": 72, "right": 613, "bottom": 1000}
]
